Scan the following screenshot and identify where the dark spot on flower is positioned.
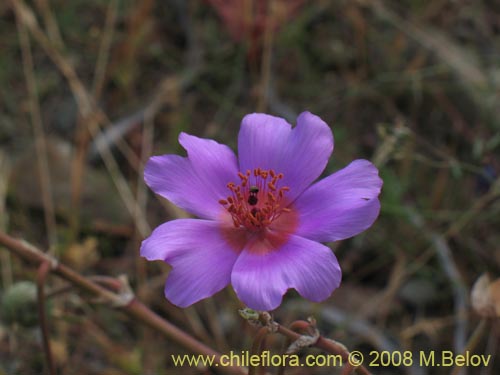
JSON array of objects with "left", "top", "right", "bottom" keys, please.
[
  {"left": 248, "top": 195, "right": 258, "bottom": 206},
  {"left": 248, "top": 185, "right": 259, "bottom": 205}
]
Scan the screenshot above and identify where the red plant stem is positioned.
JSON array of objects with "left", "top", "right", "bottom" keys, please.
[
  {"left": 248, "top": 327, "right": 269, "bottom": 375},
  {"left": 37, "top": 261, "right": 56, "bottom": 375},
  {"left": 277, "top": 321, "right": 372, "bottom": 375},
  {"left": 0, "top": 231, "right": 246, "bottom": 375}
]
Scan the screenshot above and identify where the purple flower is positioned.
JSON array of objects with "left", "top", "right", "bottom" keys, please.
[{"left": 141, "top": 112, "right": 382, "bottom": 311}]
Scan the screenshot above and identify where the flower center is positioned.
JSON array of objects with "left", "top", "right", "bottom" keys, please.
[{"left": 219, "top": 168, "right": 291, "bottom": 231}]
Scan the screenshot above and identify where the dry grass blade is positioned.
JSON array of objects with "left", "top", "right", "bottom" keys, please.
[
  {"left": 0, "top": 150, "right": 13, "bottom": 287},
  {"left": 16, "top": 13, "right": 58, "bottom": 251},
  {"left": 9, "top": 0, "right": 151, "bottom": 238},
  {"left": 446, "top": 176, "right": 500, "bottom": 238},
  {"left": 33, "top": 0, "right": 64, "bottom": 48},
  {"left": 70, "top": 0, "right": 118, "bottom": 237},
  {"left": 369, "top": 0, "right": 487, "bottom": 87},
  {"left": 407, "top": 209, "right": 468, "bottom": 354},
  {"left": 256, "top": 0, "right": 276, "bottom": 112},
  {"left": 91, "top": 0, "right": 118, "bottom": 100}
]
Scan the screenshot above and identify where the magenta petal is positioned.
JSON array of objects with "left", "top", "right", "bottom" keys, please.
[
  {"left": 238, "top": 112, "right": 333, "bottom": 201},
  {"left": 141, "top": 219, "right": 239, "bottom": 307},
  {"left": 144, "top": 133, "right": 238, "bottom": 219},
  {"left": 231, "top": 235, "right": 341, "bottom": 311},
  {"left": 295, "top": 159, "right": 382, "bottom": 242}
]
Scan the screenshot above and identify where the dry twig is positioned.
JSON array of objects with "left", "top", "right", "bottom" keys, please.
[
  {"left": 407, "top": 209, "right": 468, "bottom": 354},
  {"left": 9, "top": 0, "right": 150, "bottom": 237},
  {"left": 0, "top": 231, "right": 247, "bottom": 375},
  {"left": 16, "top": 13, "right": 58, "bottom": 251}
]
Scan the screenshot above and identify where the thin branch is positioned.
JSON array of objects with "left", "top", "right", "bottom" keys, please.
[
  {"left": 248, "top": 327, "right": 269, "bottom": 375},
  {"left": 37, "top": 261, "right": 56, "bottom": 375},
  {"left": 287, "top": 300, "right": 400, "bottom": 353},
  {"left": 242, "top": 311, "right": 372, "bottom": 375},
  {"left": 275, "top": 321, "right": 372, "bottom": 375},
  {"left": 0, "top": 231, "right": 247, "bottom": 375},
  {"left": 0, "top": 151, "right": 12, "bottom": 287}
]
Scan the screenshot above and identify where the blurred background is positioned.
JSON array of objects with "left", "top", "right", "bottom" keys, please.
[{"left": 0, "top": 0, "right": 500, "bottom": 374}]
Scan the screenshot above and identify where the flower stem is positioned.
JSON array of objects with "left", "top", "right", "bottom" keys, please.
[
  {"left": 277, "top": 320, "right": 372, "bottom": 375},
  {"left": 248, "top": 327, "right": 269, "bottom": 375}
]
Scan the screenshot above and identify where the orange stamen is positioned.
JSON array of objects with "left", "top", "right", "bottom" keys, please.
[{"left": 219, "top": 168, "right": 291, "bottom": 231}]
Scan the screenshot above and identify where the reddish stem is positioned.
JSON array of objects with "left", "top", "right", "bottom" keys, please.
[
  {"left": 248, "top": 326, "right": 269, "bottom": 375},
  {"left": 37, "top": 261, "right": 56, "bottom": 375},
  {"left": 0, "top": 231, "right": 246, "bottom": 375},
  {"left": 277, "top": 321, "right": 372, "bottom": 375}
]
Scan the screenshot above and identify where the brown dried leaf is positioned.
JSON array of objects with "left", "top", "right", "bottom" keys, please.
[{"left": 471, "top": 273, "right": 500, "bottom": 318}]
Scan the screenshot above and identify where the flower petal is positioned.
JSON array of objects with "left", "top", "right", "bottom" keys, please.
[
  {"left": 231, "top": 235, "right": 341, "bottom": 310},
  {"left": 144, "top": 132, "right": 238, "bottom": 219},
  {"left": 294, "top": 159, "right": 382, "bottom": 242},
  {"left": 238, "top": 112, "right": 333, "bottom": 201},
  {"left": 141, "top": 219, "right": 239, "bottom": 307}
]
